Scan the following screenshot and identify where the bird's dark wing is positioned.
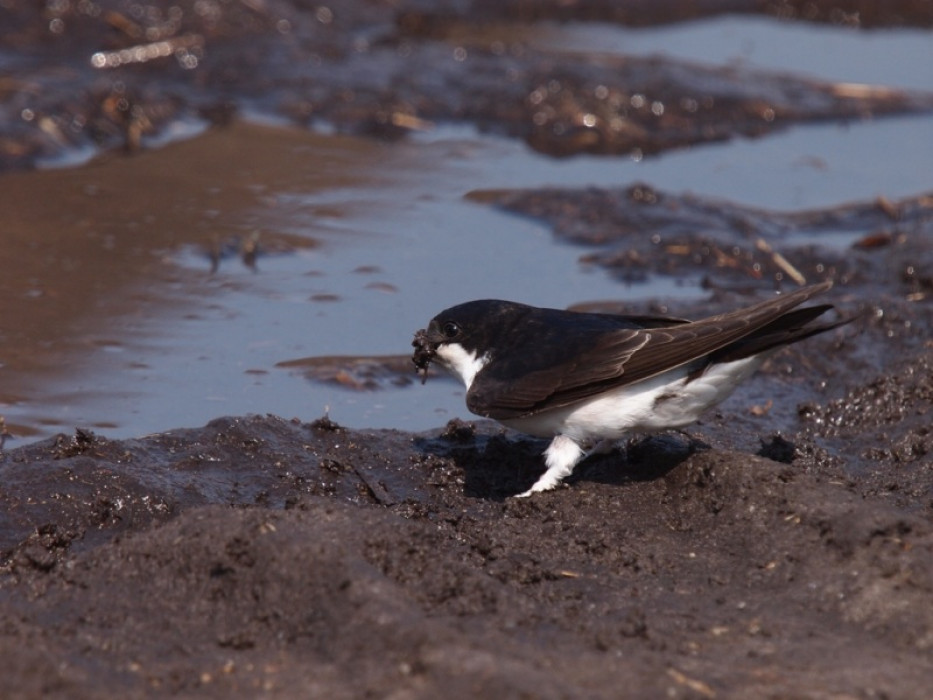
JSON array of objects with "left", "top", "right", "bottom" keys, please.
[
  {"left": 467, "top": 282, "right": 836, "bottom": 419},
  {"left": 604, "top": 313, "right": 690, "bottom": 328}
]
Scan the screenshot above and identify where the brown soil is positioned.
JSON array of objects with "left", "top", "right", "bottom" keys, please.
[{"left": 2, "top": 286, "right": 932, "bottom": 697}]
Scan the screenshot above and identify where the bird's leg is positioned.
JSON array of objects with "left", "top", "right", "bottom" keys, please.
[{"left": 514, "top": 434, "right": 585, "bottom": 497}]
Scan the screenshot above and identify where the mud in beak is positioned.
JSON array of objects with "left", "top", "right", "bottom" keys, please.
[{"left": 411, "top": 328, "right": 438, "bottom": 384}]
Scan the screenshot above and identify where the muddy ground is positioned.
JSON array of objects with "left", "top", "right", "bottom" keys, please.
[
  {"left": 2, "top": 0, "right": 933, "bottom": 697},
  {"left": 2, "top": 273, "right": 932, "bottom": 697}
]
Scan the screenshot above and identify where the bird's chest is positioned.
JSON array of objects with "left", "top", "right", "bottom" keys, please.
[
  {"left": 501, "top": 358, "right": 762, "bottom": 440},
  {"left": 435, "top": 343, "right": 490, "bottom": 389}
]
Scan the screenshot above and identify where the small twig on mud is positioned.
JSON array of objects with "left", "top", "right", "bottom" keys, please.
[
  {"left": 352, "top": 465, "right": 396, "bottom": 506},
  {"left": 755, "top": 238, "right": 806, "bottom": 285},
  {"left": 667, "top": 668, "right": 716, "bottom": 698}
]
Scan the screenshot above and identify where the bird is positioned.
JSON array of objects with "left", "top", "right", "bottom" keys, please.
[{"left": 411, "top": 281, "right": 849, "bottom": 497}]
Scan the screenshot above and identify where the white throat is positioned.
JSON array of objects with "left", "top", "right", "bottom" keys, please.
[{"left": 435, "top": 343, "right": 489, "bottom": 390}]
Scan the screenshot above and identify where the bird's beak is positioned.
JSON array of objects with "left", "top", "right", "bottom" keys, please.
[{"left": 411, "top": 327, "right": 441, "bottom": 384}]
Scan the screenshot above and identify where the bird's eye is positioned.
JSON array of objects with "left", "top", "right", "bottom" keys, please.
[{"left": 443, "top": 322, "right": 460, "bottom": 338}]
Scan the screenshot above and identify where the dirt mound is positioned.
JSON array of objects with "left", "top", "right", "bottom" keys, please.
[{"left": 2, "top": 347, "right": 932, "bottom": 698}]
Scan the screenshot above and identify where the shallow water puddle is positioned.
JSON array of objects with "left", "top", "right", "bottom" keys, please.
[
  {"left": 0, "top": 121, "right": 637, "bottom": 441},
  {"left": 523, "top": 16, "right": 933, "bottom": 93},
  {"left": 0, "top": 17, "right": 931, "bottom": 443}
]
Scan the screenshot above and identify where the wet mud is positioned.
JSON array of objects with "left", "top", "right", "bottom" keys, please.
[
  {"left": 474, "top": 186, "right": 933, "bottom": 295},
  {"left": 3, "top": 237, "right": 933, "bottom": 696},
  {"left": 2, "top": 326, "right": 932, "bottom": 697},
  {"left": 3, "top": 0, "right": 933, "bottom": 169},
  {"left": 3, "top": 1, "right": 933, "bottom": 698},
  {"left": 398, "top": 0, "right": 933, "bottom": 30}
]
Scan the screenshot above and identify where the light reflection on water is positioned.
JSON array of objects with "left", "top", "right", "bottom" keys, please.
[{"left": 0, "top": 16, "right": 931, "bottom": 443}]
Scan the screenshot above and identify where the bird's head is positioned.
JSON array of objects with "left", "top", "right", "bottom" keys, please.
[{"left": 411, "top": 300, "right": 528, "bottom": 385}]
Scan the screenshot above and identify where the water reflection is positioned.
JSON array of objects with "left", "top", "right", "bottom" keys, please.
[{"left": 1, "top": 15, "right": 931, "bottom": 443}]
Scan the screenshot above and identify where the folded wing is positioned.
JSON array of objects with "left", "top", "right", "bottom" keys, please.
[{"left": 467, "top": 281, "right": 838, "bottom": 420}]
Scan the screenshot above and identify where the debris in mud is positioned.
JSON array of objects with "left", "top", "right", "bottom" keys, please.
[
  {"left": 51, "top": 427, "right": 104, "bottom": 459},
  {"left": 411, "top": 328, "right": 437, "bottom": 384},
  {"left": 473, "top": 186, "right": 933, "bottom": 290},
  {"left": 308, "top": 413, "right": 344, "bottom": 433},
  {"left": 756, "top": 433, "right": 797, "bottom": 463},
  {"left": 440, "top": 417, "right": 477, "bottom": 443}
]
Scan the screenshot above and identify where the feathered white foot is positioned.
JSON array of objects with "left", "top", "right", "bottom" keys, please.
[{"left": 514, "top": 435, "right": 585, "bottom": 497}]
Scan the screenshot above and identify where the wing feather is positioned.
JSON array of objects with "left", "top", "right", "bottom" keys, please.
[{"left": 467, "top": 282, "right": 835, "bottom": 420}]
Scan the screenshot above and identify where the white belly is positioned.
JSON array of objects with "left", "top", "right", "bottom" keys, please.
[{"left": 501, "top": 355, "right": 765, "bottom": 441}]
